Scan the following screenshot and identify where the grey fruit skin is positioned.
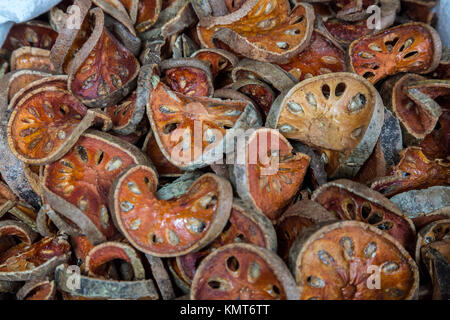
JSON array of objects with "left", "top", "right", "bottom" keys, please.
[
  {"left": 390, "top": 186, "right": 450, "bottom": 218},
  {"left": 55, "top": 265, "right": 159, "bottom": 300},
  {"left": 145, "top": 254, "right": 176, "bottom": 300},
  {"left": 156, "top": 171, "right": 204, "bottom": 200},
  {"left": 380, "top": 108, "right": 403, "bottom": 169},
  {"left": 421, "top": 244, "right": 450, "bottom": 300}
]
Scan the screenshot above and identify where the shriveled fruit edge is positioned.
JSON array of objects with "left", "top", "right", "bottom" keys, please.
[
  {"left": 0, "top": 219, "right": 37, "bottom": 245},
  {"left": 415, "top": 218, "right": 450, "bottom": 268},
  {"left": 145, "top": 254, "right": 176, "bottom": 300},
  {"left": 10, "top": 47, "right": 53, "bottom": 71},
  {"left": 92, "top": 0, "right": 137, "bottom": 36},
  {"left": 16, "top": 279, "right": 56, "bottom": 300}
]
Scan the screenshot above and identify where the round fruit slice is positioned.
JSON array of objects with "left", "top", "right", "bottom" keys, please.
[
  {"left": 146, "top": 64, "right": 261, "bottom": 170},
  {"left": 10, "top": 47, "right": 54, "bottom": 72},
  {"left": 160, "top": 58, "right": 214, "bottom": 97},
  {"left": 197, "top": 0, "right": 315, "bottom": 64},
  {"left": 2, "top": 21, "right": 57, "bottom": 53},
  {"left": 232, "top": 128, "right": 311, "bottom": 221},
  {"left": 312, "top": 179, "right": 416, "bottom": 251},
  {"left": 16, "top": 279, "right": 56, "bottom": 300},
  {"left": 43, "top": 130, "right": 149, "bottom": 244},
  {"left": 349, "top": 22, "right": 442, "bottom": 84},
  {"left": 289, "top": 221, "right": 419, "bottom": 300},
  {"left": 277, "top": 30, "right": 346, "bottom": 81},
  {"left": 275, "top": 200, "right": 337, "bottom": 263},
  {"left": 266, "top": 72, "right": 384, "bottom": 178},
  {"left": 371, "top": 147, "right": 449, "bottom": 197},
  {"left": 68, "top": 8, "right": 140, "bottom": 108},
  {"left": 191, "top": 243, "right": 299, "bottom": 300},
  {"left": 176, "top": 199, "right": 277, "bottom": 284},
  {"left": 110, "top": 165, "right": 233, "bottom": 257},
  {"left": 415, "top": 219, "right": 450, "bottom": 266},
  {"left": 0, "top": 235, "right": 71, "bottom": 281},
  {"left": 7, "top": 87, "right": 101, "bottom": 165}
]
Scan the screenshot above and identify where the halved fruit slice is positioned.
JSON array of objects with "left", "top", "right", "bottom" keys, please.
[
  {"left": 232, "top": 128, "right": 310, "bottom": 221},
  {"left": 289, "top": 220, "right": 419, "bottom": 300},
  {"left": 176, "top": 198, "right": 277, "bottom": 284},
  {"left": 266, "top": 72, "right": 384, "bottom": 178},
  {"left": 0, "top": 220, "right": 37, "bottom": 247},
  {"left": 10, "top": 47, "right": 54, "bottom": 72},
  {"left": 2, "top": 21, "right": 58, "bottom": 53},
  {"left": 197, "top": 0, "right": 315, "bottom": 63},
  {"left": 191, "top": 243, "right": 299, "bottom": 300},
  {"left": 43, "top": 130, "right": 149, "bottom": 244},
  {"left": 110, "top": 165, "right": 233, "bottom": 257},
  {"left": 349, "top": 22, "right": 442, "bottom": 84},
  {"left": 311, "top": 179, "right": 416, "bottom": 251}
]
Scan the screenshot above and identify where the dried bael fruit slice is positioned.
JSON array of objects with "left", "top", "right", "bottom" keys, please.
[
  {"left": 147, "top": 65, "right": 261, "bottom": 170},
  {"left": 1, "top": 21, "right": 58, "bottom": 54},
  {"left": 116, "top": 0, "right": 162, "bottom": 33},
  {"left": 413, "top": 207, "right": 450, "bottom": 231},
  {"left": 92, "top": 0, "right": 137, "bottom": 35},
  {"left": 277, "top": 30, "right": 346, "bottom": 81},
  {"left": 333, "top": 0, "right": 378, "bottom": 22},
  {"left": 7, "top": 87, "right": 105, "bottom": 165},
  {"left": 10, "top": 47, "right": 54, "bottom": 72},
  {"left": 266, "top": 72, "right": 384, "bottom": 178},
  {"left": 231, "top": 79, "right": 275, "bottom": 116},
  {"left": 191, "top": 243, "right": 299, "bottom": 300},
  {"left": 0, "top": 235, "right": 71, "bottom": 281},
  {"left": 415, "top": 219, "right": 450, "bottom": 266},
  {"left": 105, "top": 91, "right": 142, "bottom": 135},
  {"left": 232, "top": 128, "right": 310, "bottom": 222},
  {"left": 197, "top": 0, "right": 315, "bottom": 63},
  {"left": 110, "top": 166, "right": 233, "bottom": 257},
  {"left": 312, "top": 179, "right": 416, "bottom": 251},
  {"left": 68, "top": 8, "right": 140, "bottom": 108},
  {"left": 55, "top": 264, "right": 159, "bottom": 300},
  {"left": 321, "top": 18, "right": 372, "bottom": 47},
  {"left": 159, "top": 58, "right": 214, "bottom": 97},
  {"left": 0, "top": 220, "right": 37, "bottom": 249},
  {"left": 0, "top": 183, "right": 18, "bottom": 217},
  {"left": 428, "top": 47, "right": 450, "bottom": 80},
  {"left": 420, "top": 240, "right": 450, "bottom": 300},
  {"left": 16, "top": 279, "right": 56, "bottom": 300},
  {"left": 349, "top": 23, "right": 442, "bottom": 84},
  {"left": 275, "top": 200, "right": 337, "bottom": 263},
  {"left": 191, "top": 48, "right": 238, "bottom": 79},
  {"left": 43, "top": 130, "right": 149, "bottom": 244},
  {"left": 402, "top": 0, "right": 438, "bottom": 25},
  {"left": 145, "top": 254, "right": 176, "bottom": 300},
  {"left": 371, "top": 147, "right": 449, "bottom": 197},
  {"left": 176, "top": 199, "right": 277, "bottom": 284},
  {"left": 167, "top": 257, "right": 191, "bottom": 294},
  {"left": 289, "top": 220, "right": 419, "bottom": 300}
]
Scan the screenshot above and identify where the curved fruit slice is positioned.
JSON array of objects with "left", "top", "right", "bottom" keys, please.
[
  {"left": 2, "top": 21, "right": 57, "bottom": 53},
  {"left": 68, "top": 8, "right": 140, "bottom": 108},
  {"left": 420, "top": 240, "right": 450, "bottom": 299},
  {"left": 1, "top": 70, "right": 54, "bottom": 105},
  {"left": 176, "top": 199, "right": 277, "bottom": 284},
  {"left": 415, "top": 219, "right": 450, "bottom": 266},
  {"left": 7, "top": 87, "right": 101, "bottom": 165},
  {"left": 105, "top": 91, "right": 144, "bottom": 135},
  {"left": 277, "top": 30, "right": 346, "bottom": 81},
  {"left": 92, "top": 0, "right": 137, "bottom": 36},
  {"left": 412, "top": 207, "right": 450, "bottom": 231},
  {"left": 275, "top": 200, "right": 336, "bottom": 263},
  {"left": 231, "top": 58, "right": 297, "bottom": 92},
  {"left": 312, "top": 179, "right": 416, "bottom": 251},
  {"left": 197, "top": 0, "right": 315, "bottom": 63},
  {"left": 191, "top": 243, "right": 299, "bottom": 300},
  {"left": 232, "top": 128, "right": 310, "bottom": 221},
  {"left": 43, "top": 130, "right": 149, "bottom": 244},
  {"left": 428, "top": 47, "right": 450, "bottom": 80},
  {"left": 0, "top": 235, "right": 71, "bottom": 281},
  {"left": 160, "top": 58, "right": 214, "bottom": 97},
  {"left": 85, "top": 241, "right": 145, "bottom": 280},
  {"left": 0, "top": 183, "right": 17, "bottom": 217},
  {"left": 124, "top": 0, "right": 162, "bottom": 32},
  {"left": 289, "top": 220, "right": 419, "bottom": 300},
  {"left": 231, "top": 79, "right": 275, "bottom": 116},
  {"left": 16, "top": 279, "right": 56, "bottom": 300},
  {"left": 55, "top": 264, "right": 159, "bottom": 300},
  {"left": 333, "top": 0, "right": 378, "bottom": 22},
  {"left": 349, "top": 23, "right": 442, "bottom": 84},
  {"left": 402, "top": 0, "right": 438, "bottom": 25},
  {"left": 371, "top": 147, "right": 449, "bottom": 197},
  {"left": 10, "top": 47, "right": 54, "bottom": 72},
  {"left": 110, "top": 166, "right": 233, "bottom": 257},
  {"left": 0, "top": 220, "right": 37, "bottom": 248},
  {"left": 266, "top": 72, "right": 384, "bottom": 178},
  {"left": 167, "top": 257, "right": 191, "bottom": 294},
  {"left": 142, "top": 131, "right": 184, "bottom": 177},
  {"left": 192, "top": 48, "right": 239, "bottom": 79},
  {"left": 146, "top": 64, "right": 261, "bottom": 170}
]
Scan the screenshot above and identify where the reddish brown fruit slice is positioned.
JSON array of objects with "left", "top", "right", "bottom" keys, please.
[
  {"left": 92, "top": 0, "right": 137, "bottom": 35},
  {"left": 146, "top": 65, "right": 261, "bottom": 170},
  {"left": 322, "top": 19, "right": 372, "bottom": 46},
  {"left": 277, "top": 30, "right": 346, "bottom": 81},
  {"left": 197, "top": 0, "right": 315, "bottom": 63},
  {"left": 43, "top": 130, "right": 149, "bottom": 244},
  {"left": 2, "top": 21, "right": 58, "bottom": 53},
  {"left": 232, "top": 128, "right": 310, "bottom": 221},
  {"left": 428, "top": 47, "right": 450, "bottom": 80},
  {"left": 110, "top": 165, "right": 233, "bottom": 257},
  {"left": 415, "top": 219, "right": 450, "bottom": 266},
  {"left": 0, "top": 220, "right": 37, "bottom": 249},
  {"left": 68, "top": 8, "right": 140, "bottom": 108},
  {"left": 420, "top": 240, "right": 450, "bottom": 299},
  {"left": 124, "top": 0, "right": 162, "bottom": 32},
  {"left": 289, "top": 221, "right": 419, "bottom": 300},
  {"left": 16, "top": 279, "right": 56, "bottom": 300},
  {"left": 176, "top": 199, "right": 277, "bottom": 283},
  {"left": 266, "top": 72, "right": 384, "bottom": 178},
  {"left": 10, "top": 47, "right": 54, "bottom": 72},
  {"left": 231, "top": 79, "right": 275, "bottom": 116},
  {"left": 402, "top": 0, "right": 437, "bottom": 25},
  {"left": 0, "top": 235, "right": 71, "bottom": 281},
  {"left": 191, "top": 243, "right": 299, "bottom": 300},
  {"left": 371, "top": 147, "right": 449, "bottom": 197},
  {"left": 333, "top": 0, "right": 378, "bottom": 21},
  {"left": 105, "top": 91, "right": 145, "bottom": 135},
  {"left": 349, "top": 23, "right": 442, "bottom": 84},
  {"left": 312, "top": 179, "right": 416, "bottom": 251},
  {"left": 192, "top": 48, "right": 239, "bottom": 79},
  {"left": 0, "top": 183, "right": 17, "bottom": 217},
  {"left": 275, "top": 200, "right": 337, "bottom": 263}
]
